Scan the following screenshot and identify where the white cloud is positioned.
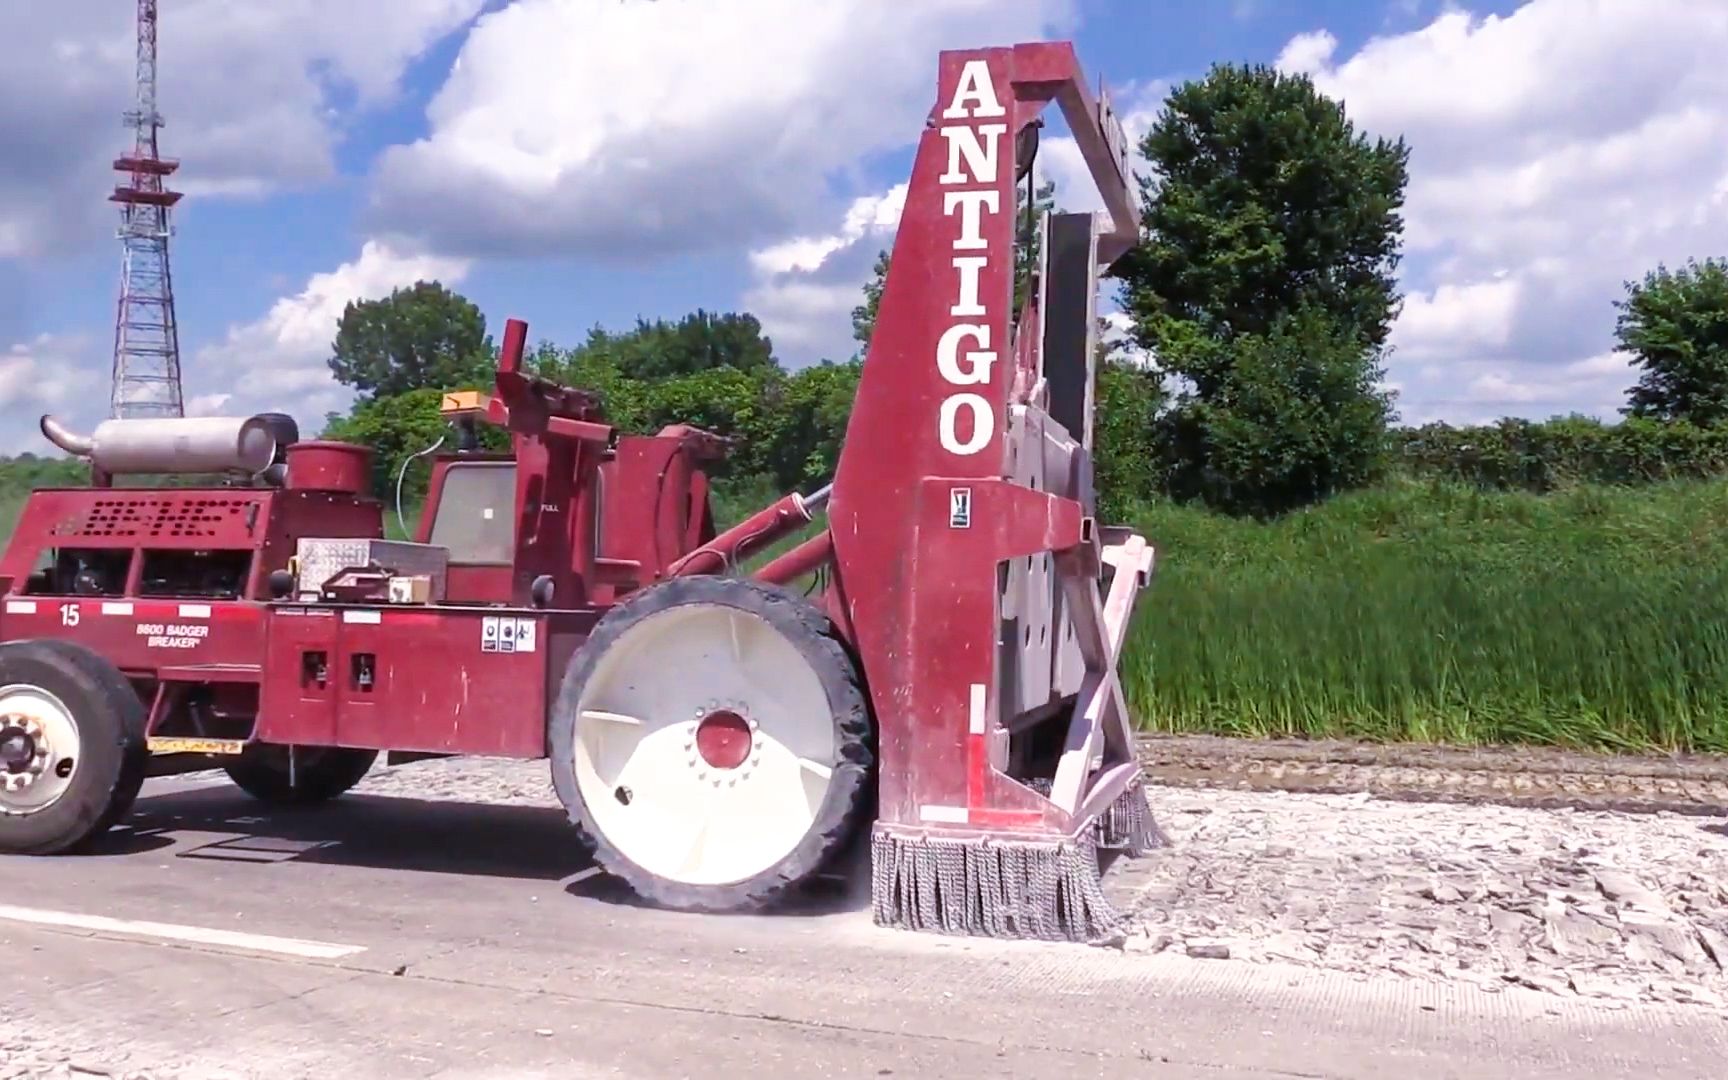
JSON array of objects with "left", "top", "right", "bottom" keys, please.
[
  {"left": 742, "top": 185, "right": 906, "bottom": 363},
  {"left": 192, "top": 240, "right": 473, "bottom": 421},
  {"left": 1390, "top": 277, "right": 1521, "bottom": 362},
  {"left": 369, "top": 0, "right": 1077, "bottom": 260},
  {"left": 1396, "top": 350, "right": 1637, "bottom": 427},
  {"left": 0, "top": 0, "right": 485, "bottom": 259},
  {"left": 1276, "top": 1, "right": 1728, "bottom": 422},
  {"left": 0, "top": 333, "right": 99, "bottom": 454},
  {"left": 749, "top": 186, "right": 907, "bottom": 278}
]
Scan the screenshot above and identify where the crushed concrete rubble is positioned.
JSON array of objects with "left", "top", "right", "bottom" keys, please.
[
  {"left": 0, "top": 1037, "right": 218, "bottom": 1080},
  {"left": 1110, "top": 786, "right": 1728, "bottom": 1009},
  {"left": 191, "top": 757, "right": 1728, "bottom": 1011}
]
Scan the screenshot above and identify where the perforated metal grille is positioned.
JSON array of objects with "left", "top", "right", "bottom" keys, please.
[{"left": 67, "top": 496, "right": 255, "bottom": 540}]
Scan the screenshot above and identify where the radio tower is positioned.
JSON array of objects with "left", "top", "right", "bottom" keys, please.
[{"left": 109, "top": 0, "right": 184, "bottom": 419}]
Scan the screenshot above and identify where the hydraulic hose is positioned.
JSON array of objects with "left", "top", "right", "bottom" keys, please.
[{"left": 395, "top": 434, "right": 447, "bottom": 538}]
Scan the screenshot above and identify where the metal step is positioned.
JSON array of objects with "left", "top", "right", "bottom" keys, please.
[{"left": 147, "top": 736, "right": 246, "bottom": 756}]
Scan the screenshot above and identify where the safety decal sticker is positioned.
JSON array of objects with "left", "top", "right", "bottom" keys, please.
[
  {"left": 949, "top": 486, "right": 972, "bottom": 529},
  {"left": 481, "top": 616, "right": 538, "bottom": 654}
]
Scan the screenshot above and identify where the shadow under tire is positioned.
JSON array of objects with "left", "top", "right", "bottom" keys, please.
[
  {"left": 224, "top": 746, "right": 378, "bottom": 805},
  {"left": 550, "top": 575, "right": 875, "bottom": 913},
  {"left": 0, "top": 639, "right": 147, "bottom": 855}
]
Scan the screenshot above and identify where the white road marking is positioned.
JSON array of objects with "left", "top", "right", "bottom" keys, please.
[{"left": 0, "top": 903, "right": 366, "bottom": 960}]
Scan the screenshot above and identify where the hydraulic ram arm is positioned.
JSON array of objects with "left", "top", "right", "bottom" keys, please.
[{"left": 825, "top": 43, "right": 1161, "bottom": 942}]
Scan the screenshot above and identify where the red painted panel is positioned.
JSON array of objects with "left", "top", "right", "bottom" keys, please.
[
  {"left": 256, "top": 606, "right": 340, "bottom": 744},
  {"left": 0, "top": 596, "right": 267, "bottom": 676},
  {"left": 824, "top": 44, "right": 1135, "bottom": 840},
  {"left": 828, "top": 49, "right": 1024, "bottom": 831},
  {"left": 316, "top": 606, "right": 550, "bottom": 758}
]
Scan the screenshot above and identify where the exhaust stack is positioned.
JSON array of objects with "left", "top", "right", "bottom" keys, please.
[{"left": 40, "top": 414, "right": 278, "bottom": 476}]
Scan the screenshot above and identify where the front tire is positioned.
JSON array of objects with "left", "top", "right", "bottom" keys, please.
[
  {"left": 0, "top": 640, "right": 147, "bottom": 854},
  {"left": 550, "top": 576, "right": 874, "bottom": 912}
]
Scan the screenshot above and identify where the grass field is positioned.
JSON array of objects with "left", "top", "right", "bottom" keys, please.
[
  {"left": 1121, "top": 478, "right": 1728, "bottom": 753},
  {"left": 8, "top": 454, "right": 1728, "bottom": 753}
]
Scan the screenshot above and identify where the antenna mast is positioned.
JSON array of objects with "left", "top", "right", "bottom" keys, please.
[{"left": 110, "top": 0, "right": 185, "bottom": 419}]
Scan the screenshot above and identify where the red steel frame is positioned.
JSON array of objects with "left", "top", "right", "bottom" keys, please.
[{"left": 818, "top": 42, "right": 1150, "bottom": 844}]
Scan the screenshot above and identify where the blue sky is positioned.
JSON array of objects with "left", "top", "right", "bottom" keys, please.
[{"left": 1, "top": 0, "right": 1718, "bottom": 452}]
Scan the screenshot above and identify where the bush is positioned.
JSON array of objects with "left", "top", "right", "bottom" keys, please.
[{"left": 1391, "top": 415, "right": 1728, "bottom": 491}]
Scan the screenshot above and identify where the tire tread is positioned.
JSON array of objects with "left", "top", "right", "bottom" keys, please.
[{"left": 549, "top": 576, "right": 874, "bottom": 913}]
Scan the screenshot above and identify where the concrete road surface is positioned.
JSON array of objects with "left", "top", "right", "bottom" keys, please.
[{"left": 1, "top": 777, "right": 1724, "bottom": 1079}]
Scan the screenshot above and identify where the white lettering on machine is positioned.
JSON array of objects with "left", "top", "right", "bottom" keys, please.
[{"left": 935, "top": 59, "right": 1006, "bottom": 458}]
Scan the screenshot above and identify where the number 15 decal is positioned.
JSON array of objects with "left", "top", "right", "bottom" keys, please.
[{"left": 60, "top": 604, "right": 79, "bottom": 627}]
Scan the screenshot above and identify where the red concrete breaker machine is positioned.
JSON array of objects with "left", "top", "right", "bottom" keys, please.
[{"left": 0, "top": 41, "right": 1162, "bottom": 941}]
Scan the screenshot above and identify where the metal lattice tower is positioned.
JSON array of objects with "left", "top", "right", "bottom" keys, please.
[{"left": 110, "top": 0, "right": 184, "bottom": 419}]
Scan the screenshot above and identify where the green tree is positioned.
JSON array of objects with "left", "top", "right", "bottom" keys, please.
[
  {"left": 1114, "top": 62, "right": 1407, "bottom": 515},
  {"left": 569, "top": 310, "right": 777, "bottom": 382},
  {"left": 1618, "top": 258, "right": 1728, "bottom": 424},
  {"left": 760, "top": 360, "right": 863, "bottom": 490},
  {"left": 1091, "top": 358, "right": 1168, "bottom": 518},
  {"left": 328, "top": 281, "right": 494, "bottom": 398},
  {"left": 1153, "top": 307, "right": 1394, "bottom": 515}
]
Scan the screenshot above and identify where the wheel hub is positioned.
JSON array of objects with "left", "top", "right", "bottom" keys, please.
[
  {"left": 0, "top": 688, "right": 81, "bottom": 814},
  {"left": 0, "top": 718, "right": 49, "bottom": 793},
  {"left": 694, "top": 709, "right": 753, "bottom": 771},
  {"left": 0, "top": 726, "right": 36, "bottom": 771}
]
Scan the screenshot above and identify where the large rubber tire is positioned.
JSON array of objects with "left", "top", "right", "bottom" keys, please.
[
  {"left": 550, "top": 575, "right": 874, "bottom": 913},
  {"left": 0, "top": 640, "right": 147, "bottom": 854},
  {"left": 223, "top": 745, "right": 377, "bottom": 805}
]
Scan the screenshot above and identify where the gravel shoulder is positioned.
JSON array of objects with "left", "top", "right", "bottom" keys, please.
[{"left": 1107, "top": 786, "right": 1728, "bottom": 1008}]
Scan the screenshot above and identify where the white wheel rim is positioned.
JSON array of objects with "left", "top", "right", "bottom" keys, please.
[
  {"left": 572, "top": 602, "right": 838, "bottom": 887},
  {"left": 0, "top": 684, "right": 81, "bottom": 816}
]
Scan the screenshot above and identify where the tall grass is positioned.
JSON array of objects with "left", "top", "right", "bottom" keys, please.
[{"left": 1120, "top": 478, "right": 1728, "bottom": 752}]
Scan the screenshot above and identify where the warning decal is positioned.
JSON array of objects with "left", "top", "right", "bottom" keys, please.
[
  {"left": 949, "top": 486, "right": 972, "bottom": 529},
  {"left": 480, "top": 616, "right": 538, "bottom": 654}
]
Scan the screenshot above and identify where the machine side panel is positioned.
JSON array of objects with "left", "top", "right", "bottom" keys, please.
[
  {"left": 326, "top": 606, "right": 549, "bottom": 758},
  {"left": 256, "top": 606, "right": 340, "bottom": 744},
  {"left": 0, "top": 596, "right": 266, "bottom": 677}
]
